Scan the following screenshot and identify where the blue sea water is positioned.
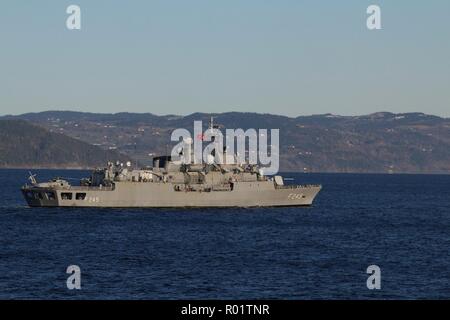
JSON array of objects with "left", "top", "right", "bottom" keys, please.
[{"left": 0, "top": 169, "right": 449, "bottom": 299}]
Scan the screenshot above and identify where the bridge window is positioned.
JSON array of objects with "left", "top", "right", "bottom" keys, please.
[
  {"left": 61, "top": 193, "right": 73, "bottom": 200},
  {"left": 76, "top": 193, "right": 86, "bottom": 200}
]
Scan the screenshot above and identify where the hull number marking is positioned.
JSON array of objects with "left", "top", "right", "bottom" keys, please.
[{"left": 288, "top": 193, "right": 305, "bottom": 200}]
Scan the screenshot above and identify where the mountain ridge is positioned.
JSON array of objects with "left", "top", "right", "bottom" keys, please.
[
  {"left": 1, "top": 111, "right": 450, "bottom": 173},
  {"left": 0, "top": 119, "right": 130, "bottom": 169}
]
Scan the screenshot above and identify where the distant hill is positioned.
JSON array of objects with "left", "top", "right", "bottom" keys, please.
[
  {"left": 0, "top": 119, "right": 129, "bottom": 168},
  {"left": 2, "top": 111, "right": 450, "bottom": 173}
]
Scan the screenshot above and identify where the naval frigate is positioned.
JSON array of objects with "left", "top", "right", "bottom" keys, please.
[{"left": 21, "top": 120, "right": 321, "bottom": 208}]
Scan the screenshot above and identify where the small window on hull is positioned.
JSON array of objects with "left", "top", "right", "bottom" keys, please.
[
  {"left": 61, "top": 193, "right": 73, "bottom": 200},
  {"left": 46, "top": 192, "right": 56, "bottom": 200},
  {"left": 76, "top": 193, "right": 86, "bottom": 200}
]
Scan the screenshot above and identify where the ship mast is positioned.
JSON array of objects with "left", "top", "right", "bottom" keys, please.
[
  {"left": 209, "top": 116, "right": 216, "bottom": 142},
  {"left": 209, "top": 116, "right": 214, "bottom": 131}
]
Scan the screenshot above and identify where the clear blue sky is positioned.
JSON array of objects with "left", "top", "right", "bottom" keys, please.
[{"left": 0, "top": 0, "right": 449, "bottom": 117}]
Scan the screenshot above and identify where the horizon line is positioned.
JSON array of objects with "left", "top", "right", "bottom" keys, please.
[{"left": 1, "top": 109, "right": 448, "bottom": 120}]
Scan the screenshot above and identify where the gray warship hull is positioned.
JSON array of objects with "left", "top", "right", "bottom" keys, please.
[
  {"left": 22, "top": 181, "right": 321, "bottom": 208},
  {"left": 21, "top": 117, "right": 322, "bottom": 208}
]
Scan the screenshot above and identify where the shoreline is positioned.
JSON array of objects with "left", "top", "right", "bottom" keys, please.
[{"left": 1, "top": 166, "right": 449, "bottom": 175}]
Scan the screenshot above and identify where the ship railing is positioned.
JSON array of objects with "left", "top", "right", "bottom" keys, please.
[
  {"left": 69, "top": 186, "right": 115, "bottom": 191},
  {"left": 275, "top": 184, "right": 321, "bottom": 189}
]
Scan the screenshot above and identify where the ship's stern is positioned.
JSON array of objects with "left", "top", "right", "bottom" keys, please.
[{"left": 21, "top": 186, "right": 60, "bottom": 207}]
